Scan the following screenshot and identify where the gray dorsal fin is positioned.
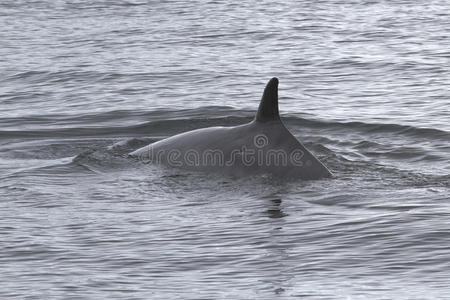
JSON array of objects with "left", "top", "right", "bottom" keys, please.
[{"left": 255, "top": 77, "right": 280, "bottom": 122}]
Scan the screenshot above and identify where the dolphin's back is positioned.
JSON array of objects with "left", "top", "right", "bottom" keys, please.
[
  {"left": 130, "top": 121, "right": 331, "bottom": 179},
  {"left": 130, "top": 78, "right": 332, "bottom": 180}
]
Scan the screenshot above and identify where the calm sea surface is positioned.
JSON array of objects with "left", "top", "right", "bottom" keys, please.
[{"left": 1, "top": 1, "right": 449, "bottom": 299}]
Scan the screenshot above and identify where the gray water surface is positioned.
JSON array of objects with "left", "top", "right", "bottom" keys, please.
[{"left": 1, "top": 1, "right": 449, "bottom": 299}]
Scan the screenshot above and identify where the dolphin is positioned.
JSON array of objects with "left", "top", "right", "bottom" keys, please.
[{"left": 130, "top": 78, "right": 332, "bottom": 180}]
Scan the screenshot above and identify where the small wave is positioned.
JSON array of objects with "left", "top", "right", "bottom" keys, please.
[
  {"left": 1, "top": 108, "right": 448, "bottom": 142},
  {"left": 5, "top": 69, "right": 119, "bottom": 85},
  {"left": 284, "top": 115, "right": 450, "bottom": 141}
]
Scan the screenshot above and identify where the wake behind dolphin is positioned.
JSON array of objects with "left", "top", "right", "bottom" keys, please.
[{"left": 130, "top": 78, "right": 332, "bottom": 180}]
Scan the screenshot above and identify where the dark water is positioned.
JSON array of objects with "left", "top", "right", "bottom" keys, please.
[{"left": 1, "top": 1, "right": 449, "bottom": 299}]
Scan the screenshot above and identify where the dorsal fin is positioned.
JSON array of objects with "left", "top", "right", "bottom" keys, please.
[{"left": 255, "top": 77, "right": 280, "bottom": 122}]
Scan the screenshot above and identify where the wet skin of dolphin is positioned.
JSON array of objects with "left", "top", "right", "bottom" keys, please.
[{"left": 130, "top": 78, "right": 332, "bottom": 180}]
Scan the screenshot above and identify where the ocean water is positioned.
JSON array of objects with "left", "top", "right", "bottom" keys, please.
[{"left": 1, "top": 0, "right": 449, "bottom": 299}]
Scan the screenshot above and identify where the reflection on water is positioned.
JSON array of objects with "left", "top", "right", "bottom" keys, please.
[{"left": 266, "top": 198, "right": 287, "bottom": 219}]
